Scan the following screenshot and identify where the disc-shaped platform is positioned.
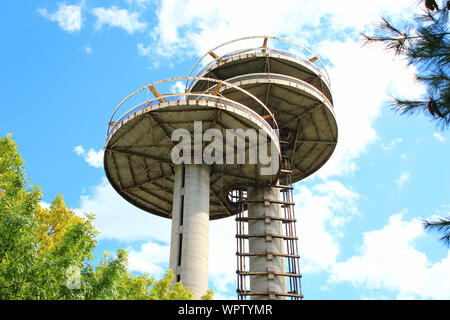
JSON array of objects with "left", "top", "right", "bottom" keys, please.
[
  {"left": 191, "top": 73, "right": 337, "bottom": 182},
  {"left": 104, "top": 95, "right": 281, "bottom": 220},
  {"left": 188, "top": 52, "right": 332, "bottom": 104}
]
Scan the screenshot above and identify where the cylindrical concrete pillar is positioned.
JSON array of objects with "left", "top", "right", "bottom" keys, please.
[
  {"left": 169, "top": 164, "right": 210, "bottom": 299},
  {"left": 247, "top": 186, "right": 286, "bottom": 300}
]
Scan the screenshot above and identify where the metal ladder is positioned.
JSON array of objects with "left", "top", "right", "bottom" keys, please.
[{"left": 235, "top": 138, "right": 303, "bottom": 300}]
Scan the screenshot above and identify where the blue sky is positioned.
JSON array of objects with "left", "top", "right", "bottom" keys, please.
[{"left": 2, "top": 0, "right": 450, "bottom": 300}]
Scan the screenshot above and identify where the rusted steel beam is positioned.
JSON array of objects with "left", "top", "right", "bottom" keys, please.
[
  {"left": 148, "top": 84, "right": 167, "bottom": 103},
  {"left": 236, "top": 233, "right": 298, "bottom": 240}
]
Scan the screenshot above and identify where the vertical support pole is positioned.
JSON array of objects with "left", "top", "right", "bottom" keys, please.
[
  {"left": 169, "top": 164, "right": 210, "bottom": 299},
  {"left": 247, "top": 186, "right": 286, "bottom": 300}
]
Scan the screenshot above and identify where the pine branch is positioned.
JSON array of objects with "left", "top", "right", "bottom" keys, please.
[
  {"left": 362, "top": 18, "right": 414, "bottom": 54},
  {"left": 423, "top": 216, "right": 450, "bottom": 246},
  {"left": 391, "top": 96, "right": 450, "bottom": 129},
  {"left": 363, "top": 0, "right": 450, "bottom": 130}
]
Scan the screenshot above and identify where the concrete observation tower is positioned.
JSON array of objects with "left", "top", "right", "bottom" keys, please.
[{"left": 103, "top": 36, "right": 337, "bottom": 300}]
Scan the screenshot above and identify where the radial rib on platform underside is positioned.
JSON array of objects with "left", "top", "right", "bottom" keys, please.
[{"left": 104, "top": 98, "right": 281, "bottom": 220}]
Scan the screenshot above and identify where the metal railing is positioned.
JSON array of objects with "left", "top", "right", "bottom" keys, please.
[
  {"left": 205, "top": 72, "right": 334, "bottom": 109},
  {"left": 106, "top": 77, "right": 280, "bottom": 142},
  {"left": 186, "top": 36, "right": 331, "bottom": 92}
]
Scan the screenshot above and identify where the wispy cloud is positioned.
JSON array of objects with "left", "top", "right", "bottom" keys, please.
[
  {"left": 381, "top": 138, "right": 403, "bottom": 152},
  {"left": 73, "top": 145, "right": 85, "bottom": 156},
  {"left": 73, "top": 145, "right": 104, "bottom": 168},
  {"left": 137, "top": 43, "right": 151, "bottom": 56},
  {"left": 395, "top": 171, "right": 411, "bottom": 190},
  {"left": 91, "top": 6, "right": 147, "bottom": 34},
  {"left": 37, "top": 3, "right": 82, "bottom": 33},
  {"left": 84, "top": 44, "right": 93, "bottom": 54},
  {"left": 170, "top": 81, "right": 185, "bottom": 94},
  {"left": 433, "top": 133, "right": 446, "bottom": 142},
  {"left": 126, "top": 0, "right": 151, "bottom": 8}
]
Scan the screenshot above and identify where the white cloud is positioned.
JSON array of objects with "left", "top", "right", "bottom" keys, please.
[
  {"left": 38, "top": 3, "right": 82, "bottom": 33},
  {"left": 91, "top": 6, "right": 147, "bottom": 34},
  {"left": 39, "top": 201, "right": 51, "bottom": 210},
  {"left": 433, "top": 133, "right": 446, "bottom": 142},
  {"left": 208, "top": 217, "right": 237, "bottom": 295},
  {"left": 212, "top": 292, "right": 236, "bottom": 300},
  {"left": 73, "top": 145, "right": 104, "bottom": 168},
  {"left": 328, "top": 212, "right": 450, "bottom": 299},
  {"left": 295, "top": 181, "right": 360, "bottom": 273},
  {"left": 381, "top": 138, "right": 403, "bottom": 152},
  {"left": 85, "top": 45, "right": 93, "bottom": 54},
  {"left": 395, "top": 171, "right": 410, "bottom": 190},
  {"left": 126, "top": 0, "right": 151, "bottom": 8},
  {"left": 73, "top": 145, "right": 85, "bottom": 156},
  {"left": 75, "top": 177, "right": 171, "bottom": 242},
  {"left": 127, "top": 242, "right": 170, "bottom": 277},
  {"left": 170, "top": 81, "right": 185, "bottom": 94},
  {"left": 148, "top": 0, "right": 416, "bottom": 60},
  {"left": 84, "top": 149, "right": 104, "bottom": 168},
  {"left": 137, "top": 43, "right": 151, "bottom": 56},
  {"left": 314, "top": 39, "right": 424, "bottom": 179}
]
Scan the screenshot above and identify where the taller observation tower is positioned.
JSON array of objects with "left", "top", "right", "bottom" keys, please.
[{"left": 103, "top": 36, "right": 337, "bottom": 300}]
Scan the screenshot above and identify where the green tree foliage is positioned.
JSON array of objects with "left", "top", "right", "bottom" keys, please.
[
  {"left": 363, "top": 0, "right": 450, "bottom": 129},
  {"left": 201, "top": 289, "right": 214, "bottom": 300},
  {"left": 0, "top": 134, "right": 200, "bottom": 299}
]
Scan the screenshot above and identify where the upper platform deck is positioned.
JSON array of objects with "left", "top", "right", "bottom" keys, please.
[
  {"left": 187, "top": 36, "right": 332, "bottom": 103},
  {"left": 187, "top": 37, "right": 338, "bottom": 183}
]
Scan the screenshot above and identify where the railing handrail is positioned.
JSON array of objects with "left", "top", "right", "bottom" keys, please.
[
  {"left": 186, "top": 36, "right": 331, "bottom": 91},
  {"left": 106, "top": 76, "right": 279, "bottom": 141},
  {"left": 218, "top": 72, "right": 334, "bottom": 109}
]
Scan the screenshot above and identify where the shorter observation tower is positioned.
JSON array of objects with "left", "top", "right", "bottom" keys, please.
[
  {"left": 103, "top": 36, "right": 337, "bottom": 300},
  {"left": 104, "top": 77, "right": 281, "bottom": 299}
]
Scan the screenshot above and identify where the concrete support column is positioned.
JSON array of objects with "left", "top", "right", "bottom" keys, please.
[
  {"left": 247, "top": 185, "right": 286, "bottom": 300},
  {"left": 169, "top": 164, "right": 210, "bottom": 299}
]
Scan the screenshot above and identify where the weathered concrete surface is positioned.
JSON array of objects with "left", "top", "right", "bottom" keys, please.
[
  {"left": 247, "top": 186, "right": 286, "bottom": 300},
  {"left": 169, "top": 164, "right": 210, "bottom": 299}
]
